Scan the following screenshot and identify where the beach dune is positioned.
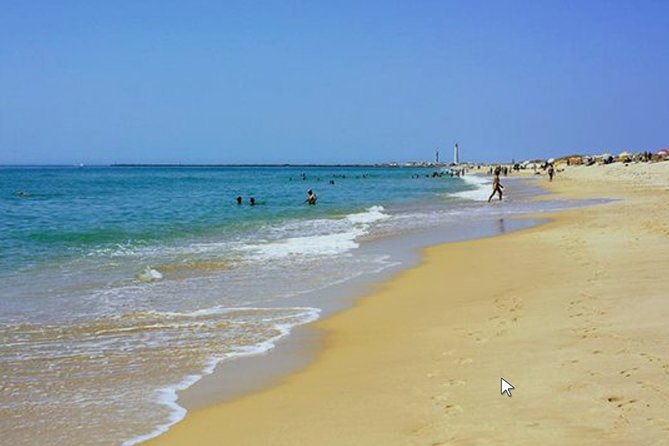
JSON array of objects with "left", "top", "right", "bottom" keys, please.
[{"left": 146, "top": 162, "right": 669, "bottom": 445}]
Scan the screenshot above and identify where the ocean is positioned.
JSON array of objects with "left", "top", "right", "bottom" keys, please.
[{"left": 0, "top": 166, "right": 578, "bottom": 445}]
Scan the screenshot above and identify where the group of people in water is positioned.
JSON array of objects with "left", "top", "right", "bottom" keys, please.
[
  {"left": 236, "top": 196, "right": 256, "bottom": 206},
  {"left": 234, "top": 163, "right": 560, "bottom": 207},
  {"left": 289, "top": 173, "right": 368, "bottom": 182},
  {"left": 237, "top": 172, "right": 373, "bottom": 207},
  {"left": 236, "top": 189, "right": 317, "bottom": 206}
]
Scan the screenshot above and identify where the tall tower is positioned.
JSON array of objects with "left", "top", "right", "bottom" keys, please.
[
  {"left": 453, "top": 143, "right": 460, "bottom": 165},
  {"left": 435, "top": 149, "right": 439, "bottom": 164}
]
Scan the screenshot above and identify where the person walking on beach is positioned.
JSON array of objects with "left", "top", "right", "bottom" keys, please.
[
  {"left": 547, "top": 164, "right": 555, "bottom": 182},
  {"left": 305, "top": 189, "right": 317, "bottom": 205},
  {"left": 488, "top": 170, "right": 504, "bottom": 202}
]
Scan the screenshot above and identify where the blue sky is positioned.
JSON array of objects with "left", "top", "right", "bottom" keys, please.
[{"left": 1, "top": 0, "right": 668, "bottom": 164}]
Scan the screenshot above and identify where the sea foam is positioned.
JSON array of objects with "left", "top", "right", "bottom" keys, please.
[
  {"left": 239, "top": 206, "right": 389, "bottom": 261},
  {"left": 120, "top": 306, "right": 321, "bottom": 446},
  {"left": 449, "top": 175, "right": 491, "bottom": 201}
]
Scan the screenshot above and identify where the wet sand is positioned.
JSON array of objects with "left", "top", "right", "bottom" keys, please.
[{"left": 145, "top": 161, "right": 669, "bottom": 445}]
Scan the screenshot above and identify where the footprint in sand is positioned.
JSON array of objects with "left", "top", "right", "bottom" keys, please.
[
  {"left": 494, "top": 296, "right": 523, "bottom": 312},
  {"left": 606, "top": 395, "right": 640, "bottom": 409},
  {"left": 432, "top": 395, "right": 464, "bottom": 416},
  {"left": 465, "top": 330, "right": 489, "bottom": 344},
  {"left": 640, "top": 352, "right": 669, "bottom": 375},
  {"left": 618, "top": 367, "right": 639, "bottom": 378},
  {"left": 430, "top": 391, "right": 464, "bottom": 415},
  {"left": 566, "top": 382, "right": 592, "bottom": 392},
  {"left": 442, "top": 403, "right": 463, "bottom": 416},
  {"left": 574, "top": 326, "right": 600, "bottom": 340},
  {"left": 561, "top": 359, "right": 580, "bottom": 367}
]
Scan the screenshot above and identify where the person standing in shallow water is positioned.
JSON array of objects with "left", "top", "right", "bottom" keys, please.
[
  {"left": 305, "top": 189, "right": 317, "bottom": 205},
  {"left": 547, "top": 164, "right": 555, "bottom": 182},
  {"left": 488, "top": 170, "right": 504, "bottom": 202}
]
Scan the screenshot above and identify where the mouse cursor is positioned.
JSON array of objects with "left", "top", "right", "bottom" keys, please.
[{"left": 501, "top": 378, "right": 514, "bottom": 397}]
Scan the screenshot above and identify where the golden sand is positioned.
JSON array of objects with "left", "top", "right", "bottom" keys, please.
[{"left": 146, "top": 161, "right": 669, "bottom": 445}]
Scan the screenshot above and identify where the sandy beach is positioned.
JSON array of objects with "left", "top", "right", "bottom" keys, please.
[{"left": 145, "top": 161, "right": 669, "bottom": 445}]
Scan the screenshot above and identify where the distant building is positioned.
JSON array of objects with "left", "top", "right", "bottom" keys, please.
[
  {"left": 453, "top": 143, "right": 460, "bottom": 164},
  {"left": 435, "top": 149, "right": 439, "bottom": 164}
]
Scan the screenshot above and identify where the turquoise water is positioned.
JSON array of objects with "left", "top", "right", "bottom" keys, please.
[
  {"left": 1, "top": 165, "right": 479, "bottom": 446},
  {"left": 1, "top": 166, "right": 458, "bottom": 273}
]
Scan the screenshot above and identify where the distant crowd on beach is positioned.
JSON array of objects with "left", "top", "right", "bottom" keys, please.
[
  {"left": 479, "top": 148, "right": 669, "bottom": 204},
  {"left": 485, "top": 161, "right": 556, "bottom": 202}
]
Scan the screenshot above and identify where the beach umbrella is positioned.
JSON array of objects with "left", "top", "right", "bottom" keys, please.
[
  {"left": 657, "top": 148, "right": 669, "bottom": 155},
  {"left": 618, "top": 151, "right": 631, "bottom": 158},
  {"left": 547, "top": 158, "right": 555, "bottom": 163}
]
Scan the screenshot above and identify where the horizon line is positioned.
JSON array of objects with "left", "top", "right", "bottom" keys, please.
[{"left": 0, "top": 162, "right": 478, "bottom": 168}]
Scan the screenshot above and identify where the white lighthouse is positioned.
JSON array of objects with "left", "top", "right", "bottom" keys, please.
[{"left": 453, "top": 143, "right": 460, "bottom": 165}]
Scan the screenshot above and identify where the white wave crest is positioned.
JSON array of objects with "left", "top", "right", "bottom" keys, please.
[
  {"left": 136, "top": 267, "right": 163, "bottom": 282},
  {"left": 345, "top": 205, "right": 389, "bottom": 225},
  {"left": 239, "top": 206, "right": 388, "bottom": 261},
  {"left": 449, "top": 175, "right": 491, "bottom": 201},
  {"left": 121, "top": 306, "right": 320, "bottom": 446}
]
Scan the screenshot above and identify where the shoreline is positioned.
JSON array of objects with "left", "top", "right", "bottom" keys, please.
[
  {"left": 175, "top": 216, "right": 547, "bottom": 412},
  {"left": 132, "top": 177, "right": 550, "bottom": 444},
  {"left": 4, "top": 167, "right": 564, "bottom": 446},
  {"left": 144, "top": 161, "right": 669, "bottom": 445}
]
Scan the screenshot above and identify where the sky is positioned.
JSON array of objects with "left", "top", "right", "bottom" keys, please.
[{"left": 1, "top": 0, "right": 668, "bottom": 164}]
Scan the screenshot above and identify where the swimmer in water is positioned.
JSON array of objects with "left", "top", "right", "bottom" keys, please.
[{"left": 305, "top": 189, "right": 317, "bottom": 205}]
